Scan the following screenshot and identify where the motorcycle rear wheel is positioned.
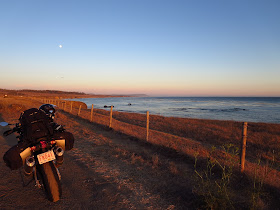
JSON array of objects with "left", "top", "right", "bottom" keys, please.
[{"left": 37, "top": 161, "right": 62, "bottom": 202}]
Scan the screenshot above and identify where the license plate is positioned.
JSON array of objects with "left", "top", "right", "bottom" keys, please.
[{"left": 37, "top": 150, "right": 56, "bottom": 165}]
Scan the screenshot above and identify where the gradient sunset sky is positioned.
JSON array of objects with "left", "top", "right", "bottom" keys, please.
[{"left": 0, "top": 0, "right": 279, "bottom": 96}]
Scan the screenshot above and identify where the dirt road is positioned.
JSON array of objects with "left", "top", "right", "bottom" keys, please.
[{"left": 0, "top": 110, "right": 197, "bottom": 209}]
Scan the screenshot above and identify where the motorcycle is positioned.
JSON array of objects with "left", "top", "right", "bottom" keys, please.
[{"left": 0, "top": 121, "right": 66, "bottom": 202}]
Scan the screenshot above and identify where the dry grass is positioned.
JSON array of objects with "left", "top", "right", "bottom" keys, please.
[
  {"left": 57, "top": 98, "right": 280, "bottom": 166},
  {"left": 2, "top": 96, "right": 279, "bottom": 169},
  {"left": 1, "top": 96, "right": 280, "bottom": 209},
  {"left": 54, "top": 98, "right": 280, "bottom": 202}
]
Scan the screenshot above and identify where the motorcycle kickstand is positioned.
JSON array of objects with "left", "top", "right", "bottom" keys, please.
[
  {"left": 56, "top": 167, "right": 62, "bottom": 180},
  {"left": 33, "top": 167, "right": 43, "bottom": 189}
]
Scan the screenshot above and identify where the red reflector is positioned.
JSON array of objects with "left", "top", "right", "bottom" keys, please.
[{"left": 41, "top": 141, "right": 47, "bottom": 149}]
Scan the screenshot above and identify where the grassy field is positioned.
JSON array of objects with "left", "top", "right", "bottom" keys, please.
[{"left": 59, "top": 98, "right": 280, "bottom": 166}]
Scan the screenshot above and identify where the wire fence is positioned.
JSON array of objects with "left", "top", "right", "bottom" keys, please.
[{"left": 39, "top": 98, "right": 280, "bottom": 177}]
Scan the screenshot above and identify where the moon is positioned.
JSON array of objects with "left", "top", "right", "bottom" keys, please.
[{"left": 59, "top": 44, "right": 63, "bottom": 48}]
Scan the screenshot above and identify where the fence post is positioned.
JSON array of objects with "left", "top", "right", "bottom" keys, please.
[
  {"left": 70, "top": 102, "right": 73, "bottom": 113},
  {"left": 146, "top": 111, "right": 149, "bottom": 141},
  {"left": 78, "top": 105, "right": 82, "bottom": 116},
  {"left": 91, "top": 104, "right": 94, "bottom": 122},
  {"left": 109, "top": 106, "right": 113, "bottom": 128},
  {"left": 240, "top": 122, "right": 248, "bottom": 173}
]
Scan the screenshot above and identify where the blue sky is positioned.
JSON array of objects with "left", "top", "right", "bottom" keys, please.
[{"left": 0, "top": 0, "right": 279, "bottom": 96}]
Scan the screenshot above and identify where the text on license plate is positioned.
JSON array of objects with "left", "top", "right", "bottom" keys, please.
[{"left": 37, "top": 150, "right": 56, "bottom": 165}]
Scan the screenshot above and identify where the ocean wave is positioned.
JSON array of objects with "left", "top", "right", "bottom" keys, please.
[{"left": 169, "top": 107, "right": 248, "bottom": 112}]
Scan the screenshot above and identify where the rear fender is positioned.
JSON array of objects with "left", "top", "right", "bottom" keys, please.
[
  {"left": 55, "top": 139, "right": 65, "bottom": 151},
  {"left": 20, "top": 147, "right": 31, "bottom": 164}
]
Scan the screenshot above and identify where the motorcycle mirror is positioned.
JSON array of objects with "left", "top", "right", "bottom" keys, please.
[{"left": 0, "top": 122, "right": 9, "bottom": 127}]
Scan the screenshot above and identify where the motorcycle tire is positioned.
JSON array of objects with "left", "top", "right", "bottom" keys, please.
[{"left": 37, "top": 161, "right": 62, "bottom": 202}]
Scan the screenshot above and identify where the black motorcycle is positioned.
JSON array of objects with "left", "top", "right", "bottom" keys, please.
[{"left": 1, "top": 121, "right": 65, "bottom": 202}]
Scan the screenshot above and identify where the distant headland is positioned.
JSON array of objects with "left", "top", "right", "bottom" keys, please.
[{"left": 0, "top": 88, "right": 148, "bottom": 99}]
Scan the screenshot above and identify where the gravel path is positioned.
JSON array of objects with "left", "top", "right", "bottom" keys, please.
[{"left": 0, "top": 109, "right": 196, "bottom": 209}]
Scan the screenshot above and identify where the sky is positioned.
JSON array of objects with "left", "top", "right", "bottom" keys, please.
[{"left": 0, "top": 0, "right": 279, "bottom": 96}]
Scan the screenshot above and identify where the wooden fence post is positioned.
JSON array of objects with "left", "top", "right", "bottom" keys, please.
[
  {"left": 146, "top": 111, "right": 149, "bottom": 141},
  {"left": 240, "top": 122, "right": 248, "bottom": 173},
  {"left": 70, "top": 102, "right": 73, "bottom": 113},
  {"left": 109, "top": 106, "right": 113, "bottom": 128},
  {"left": 78, "top": 105, "right": 82, "bottom": 116},
  {"left": 90, "top": 104, "right": 94, "bottom": 122}
]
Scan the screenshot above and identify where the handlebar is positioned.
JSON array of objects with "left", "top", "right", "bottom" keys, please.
[
  {"left": 3, "top": 129, "right": 14, "bottom": 136},
  {"left": 2, "top": 124, "right": 21, "bottom": 137}
]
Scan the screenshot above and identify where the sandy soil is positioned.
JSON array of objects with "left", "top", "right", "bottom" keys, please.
[{"left": 0, "top": 105, "right": 197, "bottom": 209}]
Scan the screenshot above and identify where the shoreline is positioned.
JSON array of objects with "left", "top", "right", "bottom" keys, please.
[
  {"left": 1, "top": 93, "right": 279, "bottom": 125},
  {"left": 65, "top": 96, "right": 280, "bottom": 125}
]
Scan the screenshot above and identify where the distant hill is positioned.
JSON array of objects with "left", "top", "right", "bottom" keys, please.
[
  {"left": 0, "top": 88, "right": 138, "bottom": 99},
  {"left": 0, "top": 88, "right": 90, "bottom": 98},
  {"left": 0, "top": 88, "right": 86, "bottom": 95}
]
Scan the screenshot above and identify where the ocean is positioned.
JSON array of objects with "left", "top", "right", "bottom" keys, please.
[{"left": 68, "top": 97, "right": 280, "bottom": 124}]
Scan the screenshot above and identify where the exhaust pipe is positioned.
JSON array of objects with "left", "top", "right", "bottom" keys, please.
[
  {"left": 24, "top": 156, "right": 35, "bottom": 176},
  {"left": 55, "top": 147, "right": 64, "bottom": 167}
]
